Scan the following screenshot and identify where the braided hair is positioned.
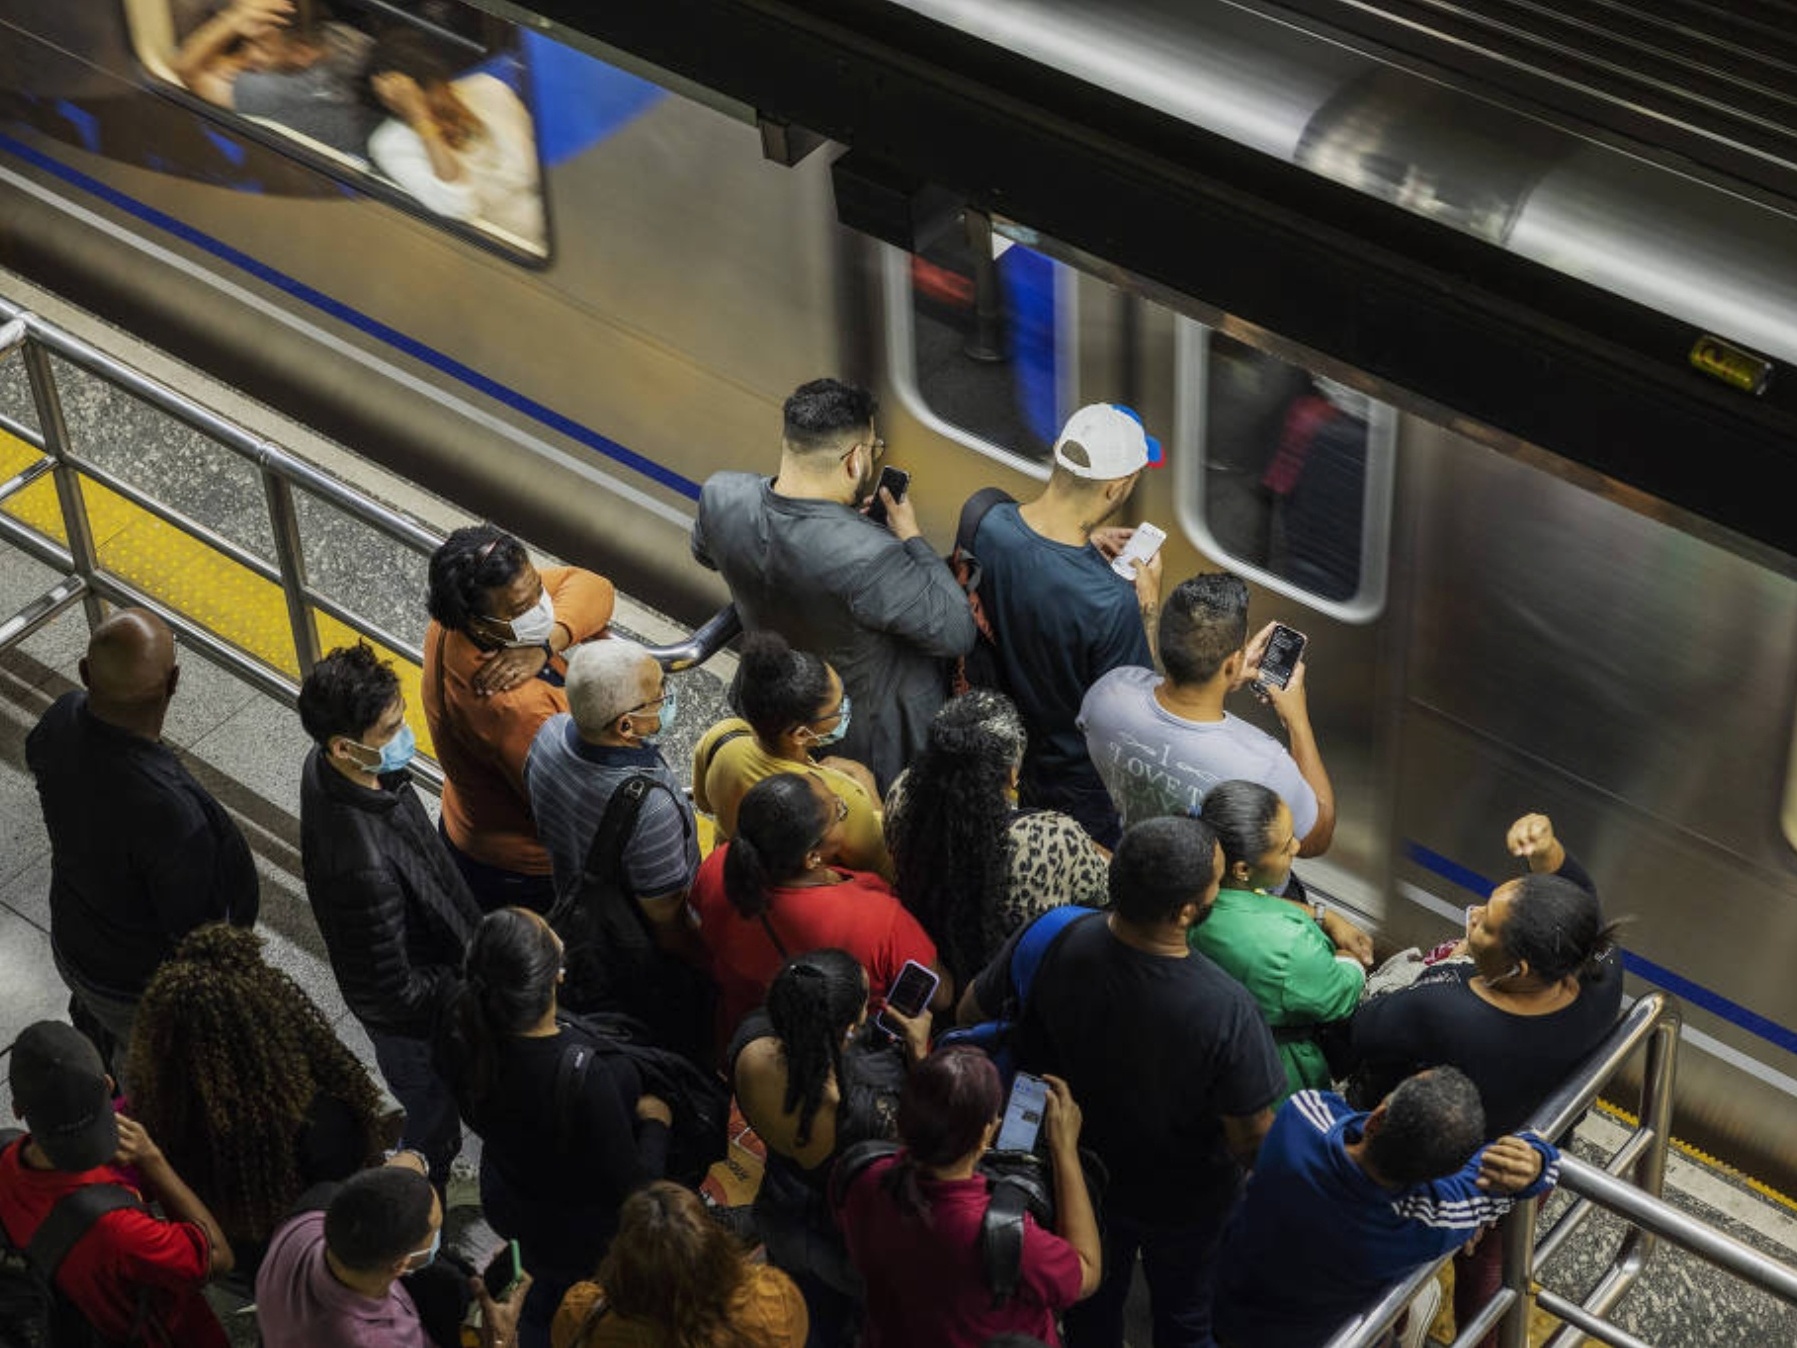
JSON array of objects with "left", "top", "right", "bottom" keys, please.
[
  {"left": 446, "top": 907, "right": 561, "bottom": 1119},
  {"left": 126, "top": 924, "right": 385, "bottom": 1241},
  {"left": 722, "top": 773, "right": 830, "bottom": 919},
  {"left": 886, "top": 690, "right": 1025, "bottom": 982},
  {"left": 764, "top": 949, "right": 866, "bottom": 1149}
]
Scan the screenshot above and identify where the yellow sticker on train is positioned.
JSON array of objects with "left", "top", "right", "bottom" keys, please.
[{"left": 1689, "top": 335, "right": 1772, "bottom": 395}]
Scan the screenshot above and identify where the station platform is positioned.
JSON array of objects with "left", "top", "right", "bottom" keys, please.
[{"left": 2, "top": 271, "right": 1795, "bottom": 1346}]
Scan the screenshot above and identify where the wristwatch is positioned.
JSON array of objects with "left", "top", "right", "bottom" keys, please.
[{"left": 1313, "top": 900, "right": 1330, "bottom": 924}]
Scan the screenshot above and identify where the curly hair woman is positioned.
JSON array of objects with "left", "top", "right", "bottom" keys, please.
[
  {"left": 552, "top": 1181, "right": 809, "bottom": 1347},
  {"left": 728, "top": 950, "right": 922, "bottom": 1348},
  {"left": 689, "top": 771, "right": 944, "bottom": 1042},
  {"left": 125, "top": 922, "right": 387, "bottom": 1269},
  {"left": 884, "top": 690, "right": 1109, "bottom": 984}
]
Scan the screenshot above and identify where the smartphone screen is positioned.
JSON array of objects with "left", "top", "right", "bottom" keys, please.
[
  {"left": 1256, "top": 623, "right": 1308, "bottom": 691},
  {"left": 875, "top": 958, "right": 939, "bottom": 1037},
  {"left": 481, "top": 1239, "right": 522, "bottom": 1302},
  {"left": 1109, "top": 521, "right": 1167, "bottom": 579},
  {"left": 995, "top": 1071, "right": 1050, "bottom": 1152},
  {"left": 864, "top": 466, "right": 911, "bottom": 527}
]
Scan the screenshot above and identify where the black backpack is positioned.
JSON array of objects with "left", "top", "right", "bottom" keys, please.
[
  {"left": 947, "top": 487, "right": 1016, "bottom": 697},
  {"left": 551, "top": 1015, "right": 730, "bottom": 1189},
  {"left": 544, "top": 775, "right": 715, "bottom": 1065},
  {"left": 0, "top": 1132, "right": 155, "bottom": 1348}
]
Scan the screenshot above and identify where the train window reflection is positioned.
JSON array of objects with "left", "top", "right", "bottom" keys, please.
[
  {"left": 1176, "top": 326, "right": 1394, "bottom": 619},
  {"left": 885, "top": 217, "right": 1072, "bottom": 469},
  {"left": 125, "top": 0, "right": 548, "bottom": 258}
]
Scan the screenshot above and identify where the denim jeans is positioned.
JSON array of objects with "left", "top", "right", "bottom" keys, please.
[{"left": 368, "top": 1029, "right": 462, "bottom": 1188}]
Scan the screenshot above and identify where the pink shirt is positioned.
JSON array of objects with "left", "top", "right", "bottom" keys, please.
[
  {"left": 254, "top": 1210, "right": 425, "bottom": 1348},
  {"left": 839, "top": 1154, "right": 1084, "bottom": 1347}
]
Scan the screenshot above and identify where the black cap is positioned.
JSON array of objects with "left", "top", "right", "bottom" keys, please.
[{"left": 8, "top": 1022, "right": 118, "bottom": 1171}]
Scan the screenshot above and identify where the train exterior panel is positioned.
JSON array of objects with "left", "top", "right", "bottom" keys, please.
[{"left": 3, "top": 1, "right": 1796, "bottom": 1192}]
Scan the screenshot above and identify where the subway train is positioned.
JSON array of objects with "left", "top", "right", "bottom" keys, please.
[{"left": 3, "top": 0, "right": 1797, "bottom": 1192}]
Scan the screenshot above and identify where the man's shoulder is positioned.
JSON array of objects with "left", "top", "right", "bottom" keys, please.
[
  {"left": 698, "top": 471, "right": 769, "bottom": 510},
  {"left": 1080, "top": 665, "right": 1160, "bottom": 721}
]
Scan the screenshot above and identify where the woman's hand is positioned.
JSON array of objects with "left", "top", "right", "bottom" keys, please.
[
  {"left": 1322, "top": 911, "right": 1376, "bottom": 967},
  {"left": 372, "top": 71, "right": 432, "bottom": 126},
  {"left": 471, "top": 644, "right": 548, "bottom": 697},
  {"left": 882, "top": 1003, "right": 933, "bottom": 1066},
  {"left": 635, "top": 1094, "right": 673, "bottom": 1127},
  {"left": 1505, "top": 813, "right": 1565, "bottom": 874},
  {"left": 1040, "top": 1073, "right": 1083, "bottom": 1161}
]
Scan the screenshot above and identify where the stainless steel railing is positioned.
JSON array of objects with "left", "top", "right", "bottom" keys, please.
[
  {"left": 1325, "top": 991, "right": 1797, "bottom": 1348},
  {"left": 0, "top": 297, "right": 738, "bottom": 793}
]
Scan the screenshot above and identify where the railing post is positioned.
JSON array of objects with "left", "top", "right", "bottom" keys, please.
[
  {"left": 20, "top": 334, "right": 106, "bottom": 630},
  {"left": 261, "top": 465, "right": 324, "bottom": 677},
  {"left": 1497, "top": 1207, "right": 1537, "bottom": 1348}
]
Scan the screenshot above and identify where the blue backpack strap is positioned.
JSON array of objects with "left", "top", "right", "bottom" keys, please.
[{"left": 1010, "top": 904, "right": 1096, "bottom": 1005}]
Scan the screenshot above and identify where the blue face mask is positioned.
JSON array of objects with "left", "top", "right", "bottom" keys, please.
[
  {"left": 640, "top": 683, "right": 677, "bottom": 742},
  {"left": 805, "top": 694, "right": 851, "bottom": 748},
  {"left": 353, "top": 723, "right": 417, "bottom": 775},
  {"left": 405, "top": 1223, "right": 441, "bottom": 1271}
]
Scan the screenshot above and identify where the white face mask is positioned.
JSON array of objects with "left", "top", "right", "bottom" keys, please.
[{"left": 505, "top": 590, "right": 556, "bottom": 647}]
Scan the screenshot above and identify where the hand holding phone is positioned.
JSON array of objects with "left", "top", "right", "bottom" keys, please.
[
  {"left": 1109, "top": 522, "right": 1167, "bottom": 580},
  {"left": 995, "top": 1071, "right": 1050, "bottom": 1152},
  {"left": 480, "top": 1238, "right": 524, "bottom": 1303},
  {"left": 1253, "top": 623, "right": 1308, "bottom": 695},
  {"left": 876, "top": 959, "right": 940, "bottom": 1040},
  {"left": 864, "top": 465, "right": 911, "bottom": 528}
]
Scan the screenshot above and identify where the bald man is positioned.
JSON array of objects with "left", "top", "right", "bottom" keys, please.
[{"left": 26, "top": 608, "right": 259, "bottom": 1074}]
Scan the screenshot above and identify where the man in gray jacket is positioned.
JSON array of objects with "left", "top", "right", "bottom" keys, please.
[{"left": 692, "top": 378, "right": 975, "bottom": 791}]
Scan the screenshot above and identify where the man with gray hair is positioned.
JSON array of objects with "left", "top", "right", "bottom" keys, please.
[{"left": 525, "top": 638, "right": 706, "bottom": 1051}]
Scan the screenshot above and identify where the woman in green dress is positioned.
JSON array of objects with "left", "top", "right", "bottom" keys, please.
[{"left": 1191, "top": 779, "right": 1374, "bottom": 1100}]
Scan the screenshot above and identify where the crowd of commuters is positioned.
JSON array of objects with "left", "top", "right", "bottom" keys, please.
[{"left": 0, "top": 375, "right": 1629, "bottom": 1348}]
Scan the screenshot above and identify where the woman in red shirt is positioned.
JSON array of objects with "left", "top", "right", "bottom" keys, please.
[{"left": 691, "top": 772, "right": 947, "bottom": 1044}]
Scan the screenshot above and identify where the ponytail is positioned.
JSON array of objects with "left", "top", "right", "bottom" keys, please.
[
  {"left": 724, "top": 774, "right": 830, "bottom": 920},
  {"left": 447, "top": 908, "right": 560, "bottom": 1114}
]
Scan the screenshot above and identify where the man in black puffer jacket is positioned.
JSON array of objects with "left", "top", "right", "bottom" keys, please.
[{"left": 298, "top": 643, "right": 481, "bottom": 1189}]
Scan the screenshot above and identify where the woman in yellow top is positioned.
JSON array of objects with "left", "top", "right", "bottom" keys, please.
[
  {"left": 552, "top": 1181, "right": 808, "bottom": 1347},
  {"left": 693, "top": 632, "right": 892, "bottom": 881}
]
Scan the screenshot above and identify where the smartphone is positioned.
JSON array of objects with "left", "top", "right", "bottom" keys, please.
[
  {"left": 875, "top": 958, "right": 940, "bottom": 1038},
  {"left": 480, "top": 1239, "right": 523, "bottom": 1303},
  {"left": 995, "top": 1071, "right": 1050, "bottom": 1152},
  {"left": 1109, "top": 521, "right": 1167, "bottom": 579},
  {"left": 1255, "top": 623, "right": 1308, "bottom": 692},
  {"left": 864, "top": 465, "right": 912, "bottom": 527}
]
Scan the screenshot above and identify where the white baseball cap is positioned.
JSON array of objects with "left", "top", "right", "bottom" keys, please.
[{"left": 1052, "top": 404, "right": 1162, "bottom": 479}]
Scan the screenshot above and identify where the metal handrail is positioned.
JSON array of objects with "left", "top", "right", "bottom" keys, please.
[
  {"left": 1324, "top": 993, "right": 1685, "bottom": 1348},
  {"left": 0, "top": 299, "right": 739, "bottom": 793}
]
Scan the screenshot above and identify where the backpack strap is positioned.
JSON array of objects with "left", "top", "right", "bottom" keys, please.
[
  {"left": 1010, "top": 905, "right": 1097, "bottom": 1009},
  {"left": 552, "top": 1041, "right": 594, "bottom": 1159},
  {"left": 826, "top": 1139, "right": 901, "bottom": 1213},
  {"left": 26, "top": 1183, "right": 146, "bottom": 1281},
  {"left": 696, "top": 727, "right": 751, "bottom": 787},
  {"left": 953, "top": 487, "right": 1015, "bottom": 566},
  {"left": 548, "top": 775, "right": 659, "bottom": 929},
  {"left": 979, "top": 1179, "right": 1033, "bottom": 1308}
]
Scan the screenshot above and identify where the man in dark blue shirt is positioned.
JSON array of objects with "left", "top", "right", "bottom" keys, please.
[
  {"left": 27, "top": 609, "right": 259, "bottom": 1080},
  {"left": 969, "top": 403, "right": 1162, "bottom": 845},
  {"left": 1214, "top": 1067, "right": 1557, "bottom": 1348}
]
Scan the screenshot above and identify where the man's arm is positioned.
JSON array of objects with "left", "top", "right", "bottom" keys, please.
[
  {"left": 143, "top": 805, "right": 261, "bottom": 939},
  {"left": 1221, "top": 1108, "right": 1275, "bottom": 1170},
  {"left": 847, "top": 502, "right": 978, "bottom": 657},
  {"left": 1395, "top": 1133, "right": 1559, "bottom": 1260},
  {"left": 313, "top": 867, "right": 458, "bottom": 1036},
  {"left": 1262, "top": 660, "right": 1335, "bottom": 856},
  {"left": 1041, "top": 1075, "right": 1103, "bottom": 1298},
  {"left": 113, "top": 1117, "right": 234, "bottom": 1276}
]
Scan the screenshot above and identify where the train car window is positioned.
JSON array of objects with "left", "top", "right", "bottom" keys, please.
[
  {"left": 120, "top": 0, "right": 550, "bottom": 261},
  {"left": 1173, "top": 324, "right": 1394, "bottom": 622},
  {"left": 883, "top": 218, "right": 1076, "bottom": 472}
]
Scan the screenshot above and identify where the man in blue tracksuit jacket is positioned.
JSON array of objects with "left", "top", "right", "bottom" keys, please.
[{"left": 1215, "top": 1066, "right": 1558, "bottom": 1347}]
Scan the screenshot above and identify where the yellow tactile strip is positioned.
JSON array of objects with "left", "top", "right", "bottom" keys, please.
[{"left": 0, "top": 428, "right": 434, "bottom": 753}]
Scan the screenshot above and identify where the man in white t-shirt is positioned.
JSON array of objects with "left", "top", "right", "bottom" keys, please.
[{"left": 1078, "top": 571, "right": 1336, "bottom": 854}]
